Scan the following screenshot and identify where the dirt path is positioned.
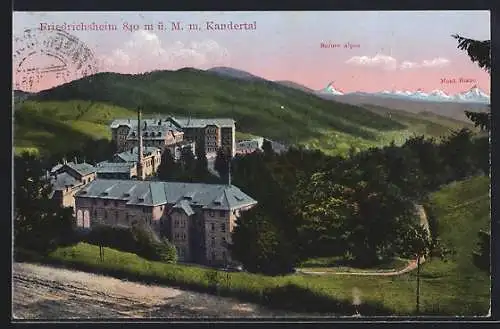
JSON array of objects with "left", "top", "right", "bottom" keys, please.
[
  {"left": 297, "top": 259, "right": 421, "bottom": 276},
  {"left": 12, "top": 262, "right": 304, "bottom": 319}
]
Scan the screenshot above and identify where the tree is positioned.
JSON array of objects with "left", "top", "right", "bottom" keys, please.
[
  {"left": 214, "top": 147, "right": 230, "bottom": 181},
  {"left": 403, "top": 224, "right": 453, "bottom": 314},
  {"left": 157, "top": 148, "right": 179, "bottom": 181},
  {"left": 230, "top": 208, "right": 297, "bottom": 275},
  {"left": 262, "top": 139, "right": 274, "bottom": 157},
  {"left": 194, "top": 140, "right": 209, "bottom": 181},
  {"left": 439, "top": 129, "right": 477, "bottom": 181},
  {"left": 14, "top": 152, "right": 75, "bottom": 254},
  {"left": 179, "top": 146, "right": 196, "bottom": 179},
  {"left": 452, "top": 34, "right": 490, "bottom": 131},
  {"left": 473, "top": 229, "right": 490, "bottom": 273}
]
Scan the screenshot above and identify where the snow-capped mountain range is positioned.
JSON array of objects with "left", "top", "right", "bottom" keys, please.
[{"left": 318, "top": 82, "right": 490, "bottom": 104}]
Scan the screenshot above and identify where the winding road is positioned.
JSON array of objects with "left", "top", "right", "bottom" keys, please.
[{"left": 297, "top": 259, "right": 422, "bottom": 276}]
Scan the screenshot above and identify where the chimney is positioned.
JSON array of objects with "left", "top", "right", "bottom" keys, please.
[
  {"left": 228, "top": 158, "right": 231, "bottom": 186},
  {"left": 137, "top": 106, "right": 144, "bottom": 180},
  {"left": 74, "top": 156, "right": 77, "bottom": 164}
]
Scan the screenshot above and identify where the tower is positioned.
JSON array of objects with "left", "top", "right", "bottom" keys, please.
[{"left": 137, "top": 106, "right": 145, "bottom": 180}]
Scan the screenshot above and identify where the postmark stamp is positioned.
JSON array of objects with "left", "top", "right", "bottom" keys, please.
[{"left": 13, "top": 28, "right": 99, "bottom": 91}]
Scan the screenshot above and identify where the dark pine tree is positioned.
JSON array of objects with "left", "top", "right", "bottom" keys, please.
[
  {"left": 473, "top": 230, "right": 490, "bottom": 273},
  {"left": 157, "top": 148, "right": 179, "bottom": 181},
  {"left": 179, "top": 146, "right": 196, "bottom": 181},
  {"left": 262, "top": 139, "right": 274, "bottom": 157},
  {"left": 194, "top": 140, "right": 209, "bottom": 181},
  {"left": 14, "top": 152, "right": 75, "bottom": 254},
  {"left": 452, "top": 34, "right": 490, "bottom": 131},
  {"left": 214, "top": 147, "right": 230, "bottom": 181}
]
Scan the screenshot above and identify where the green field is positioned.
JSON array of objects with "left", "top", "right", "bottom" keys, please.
[
  {"left": 18, "top": 176, "right": 490, "bottom": 315},
  {"left": 13, "top": 70, "right": 473, "bottom": 156}
]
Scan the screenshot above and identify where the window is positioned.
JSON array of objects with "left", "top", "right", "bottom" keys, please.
[
  {"left": 175, "top": 233, "right": 179, "bottom": 239},
  {"left": 211, "top": 237, "right": 216, "bottom": 247},
  {"left": 222, "top": 251, "right": 227, "bottom": 261},
  {"left": 210, "top": 223, "right": 215, "bottom": 231},
  {"left": 219, "top": 210, "right": 226, "bottom": 217},
  {"left": 209, "top": 211, "right": 215, "bottom": 218},
  {"left": 182, "top": 233, "right": 186, "bottom": 241},
  {"left": 104, "top": 210, "right": 108, "bottom": 219},
  {"left": 220, "top": 223, "right": 226, "bottom": 233},
  {"left": 174, "top": 220, "right": 179, "bottom": 228},
  {"left": 180, "top": 220, "right": 185, "bottom": 228},
  {"left": 221, "top": 237, "right": 226, "bottom": 246},
  {"left": 211, "top": 252, "right": 216, "bottom": 260}
]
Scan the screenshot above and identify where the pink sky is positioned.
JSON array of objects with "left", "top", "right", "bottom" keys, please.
[{"left": 13, "top": 11, "right": 490, "bottom": 94}]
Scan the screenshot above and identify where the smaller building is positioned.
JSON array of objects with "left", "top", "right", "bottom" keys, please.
[
  {"left": 112, "top": 146, "right": 162, "bottom": 178},
  {"left": 96, "top": 161, "right": 137, "bottom": 180},
  {"left": 48, "top": 160, "right": 97, "bottom": 211}
]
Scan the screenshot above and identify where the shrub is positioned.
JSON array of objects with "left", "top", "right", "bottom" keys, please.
[{"left": 81, "top": 224, "right": 177, "bottom": 263}]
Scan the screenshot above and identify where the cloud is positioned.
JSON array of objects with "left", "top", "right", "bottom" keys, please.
[
  {"left": 399, "top": 61, "right": 420, "bottom": 69},
  {"left": 346, "top": 54, "right": 451, "bottom": 70},
  {"left": 345, "top": 54, "right": 397, "bottom": 70},
  {"left": 421, "top": 57, "right": 450, "bottom": 68},
  {"left": 99, "top": 30, "right": 230, "bottom": 72}
]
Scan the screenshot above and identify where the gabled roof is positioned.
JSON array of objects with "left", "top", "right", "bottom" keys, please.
[
  {"left": 115, "top": 147, "right": 161, "bottom": 163},
  {"left": 96, "top": 161, "right": 136, "bottom": 173},
  {"left": 170, "top": 117, "right": 235, "bottom": 128},
  {"left": 173, "top": 199, "right": 195, "bottom": 216},
  {"left": 50, "top": 172, "right": 80, "bottom": 190},
  {"left": 50, "top": 162, "right": 96, "bottom": 177},
  {"left": 75, "top": 179, "right": 257, "bottom": 210}
]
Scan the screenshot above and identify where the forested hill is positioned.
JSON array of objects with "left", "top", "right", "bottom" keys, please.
[
  {"left": 29, "top": 69, "right": 406, "bottom": 142},
  {"left": 16, "top": 69, "right": 473, "bottom": 157}
]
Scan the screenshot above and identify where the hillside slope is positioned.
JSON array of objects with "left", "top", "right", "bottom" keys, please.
[
  {"left": 420, "top": 175, "right": 490, "bottom": 314},
  {"left": 15, "top": 69, "right": 473, "bottom": 156}
]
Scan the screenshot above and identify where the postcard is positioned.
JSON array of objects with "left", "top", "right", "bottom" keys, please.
[{"left": 12, "top": 10, "right": 491, "bottom": 319}]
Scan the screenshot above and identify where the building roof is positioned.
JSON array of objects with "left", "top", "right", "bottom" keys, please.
[
  {"left": 111, "top": 118, "right": 182, "bottom": 131},
  {"left": 50, "top": 172, "right": 81, "bottom": 190},
  {"left": 115, "top": 146, "right": 161, "bottom": 163},
  {"left": 96, "top": 161, "right": 136, "bottom": 173},
  {"left": 126, "top": 123, "right": 182, "bottom": 141},
  {"left": 170, "top": 117, "right": 235, "bottom": 128},
  {"left": 173, "top": 199, "right": 195, "bottom": 216},
  {"left": 50, "top": 161, "right": 97, "bottom": 177},
  {"left": 75, "top": 179, "right": 257, "bottom": 210}
]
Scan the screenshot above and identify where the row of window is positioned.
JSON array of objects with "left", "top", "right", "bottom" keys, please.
[
  {"left": 209, "top": 222, "right": 226, "bottom": 233},
  {"left": 208, "top": 210, "right": 227, "bottom": 218},
  {"left": 174, "top": 232, "right": 187, "bottom": 241},
  {"left": 210, "top": 236, "right": 227, "bottom": 247},
  {"left": 174, "top": 219, "right": 186, "bottom": 228},
  {"left": 209, "top": 250, "right": 227, "bottom": 261}
]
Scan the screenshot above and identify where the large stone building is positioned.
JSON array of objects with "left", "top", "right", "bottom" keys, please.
[
  {"left": 110, "top": 115, "right": 236, "bottom": 158},
  {"left": 74, "top": 179, "right": 257, "bottom": 265},
  {"left": 168, "top": 117, "right": 236, "bottom": 157},
  {"left": 48, "top": 160, "right": 97, "bottom": 211},
  {"left": 110, "top": 118, "right": 184, "bottom": 153}
]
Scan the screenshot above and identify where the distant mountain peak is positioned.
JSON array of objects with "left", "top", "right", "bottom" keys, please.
[{"left": 323, "top": 81, "right": 344, "bottom": 95}]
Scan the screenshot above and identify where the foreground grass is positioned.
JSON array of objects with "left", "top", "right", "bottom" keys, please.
[{"left": 15, "top": 176, "right": 490, "bottom": 316}]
